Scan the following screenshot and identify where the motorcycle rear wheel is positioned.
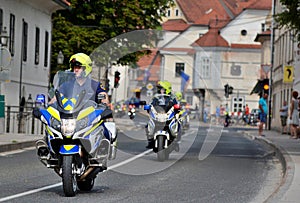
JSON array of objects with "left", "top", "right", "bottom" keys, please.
[
  {"left": 62, "top": 156, "right": 77, "bottom": 197},
  {"left": 77, "top": 178, "right": 95, "bottom": 191}
]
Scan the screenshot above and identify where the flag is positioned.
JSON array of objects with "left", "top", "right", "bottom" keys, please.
[
  {"left": 180, "top": 70, "right": 190, "bottom": 93},
  {"left": 143, "top": 68, "right": 151, "bottom": 84}
]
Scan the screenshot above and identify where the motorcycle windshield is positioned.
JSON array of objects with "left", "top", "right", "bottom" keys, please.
[
  {"left": 152, "top": 94, "right": 174, "bottom": 112},
  {"left": 52, "top": 71, "right": 96, "bottom": 113}
]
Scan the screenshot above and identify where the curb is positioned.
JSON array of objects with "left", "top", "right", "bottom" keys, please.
[
  {"left": 243, "top": 132, "right": 291, "bottom": 203},
  {"left": 0, "top": 140, "right": 37, "bottom": 153}
]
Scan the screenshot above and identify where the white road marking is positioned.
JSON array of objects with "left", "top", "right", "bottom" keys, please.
[{"left": 0, "top": 131, "right": 196, "bottom": 201}]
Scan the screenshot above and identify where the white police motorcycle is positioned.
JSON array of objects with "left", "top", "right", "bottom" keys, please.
[
  {"left": 33, "top": 71, "right": 117, "bottom": 197},
  {"left": 143, "top": 94, "right": 181, "bottom": 161}
]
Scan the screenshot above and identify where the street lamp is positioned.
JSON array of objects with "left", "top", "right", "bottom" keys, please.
[
  {"left": 0, "top": 26, "right": 10, "bottom": 72},
  {"left": 57, "top": 50, "right": 64, "bottom": 65},
  {"left": 0, "top": 26, "right": 9, "bottom": 47}
]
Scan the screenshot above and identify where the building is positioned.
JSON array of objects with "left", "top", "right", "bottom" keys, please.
[
  {"left": 0, "top": 0, "right": 69, "bottom": 106},
  {"left": 271, "top": 0, "right": 295, "bottom": 131},
  {"left": 159, "top": 0, "right": 272, "bottom": 117}
]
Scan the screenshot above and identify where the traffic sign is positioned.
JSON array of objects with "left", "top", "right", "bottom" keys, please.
[
  {"left": 283, "top": 65, "right": 293, "bottom": 83},
  {"left": 146, "top": 83, "right": 153, "bottom": 90}
]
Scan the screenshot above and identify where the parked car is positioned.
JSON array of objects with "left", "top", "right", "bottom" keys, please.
[{"left": 249, "top": 108, "right": 260, "bottom": 125}]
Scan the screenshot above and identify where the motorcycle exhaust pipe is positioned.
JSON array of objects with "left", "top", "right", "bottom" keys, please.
[
  {"left": 79, "top": 167, "right": 94, "bottom": 181},
  {"left": 85, "top": 167, "right": 102, "bottom": 180},
  {"left": 79, "top": 167, "right": 103, "bottom": 181}
]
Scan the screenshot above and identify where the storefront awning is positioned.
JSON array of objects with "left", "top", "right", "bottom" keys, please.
[{"left": 250, "top": 79, "right": 269, "bottom": 95}]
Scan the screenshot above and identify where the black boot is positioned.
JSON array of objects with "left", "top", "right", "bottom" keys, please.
[{"left": 146, "top": 139, "right": 154, "bottom": 149}]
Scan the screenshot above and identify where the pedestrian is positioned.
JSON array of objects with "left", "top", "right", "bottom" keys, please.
[
  {"left": 245, "top": 104, "right": 250, "bottom": 122},
  {"left": 289, "top": 91, "right": 299, "bottom": 139},
  {"left": 215, "top": 105, "right": 221, "bottom": 124},
  {"left": 258, "top": 92, "right": 268, "bottom": 137},
  {"left": 279, "top": 100, "right": 288, "bottom": 134}
]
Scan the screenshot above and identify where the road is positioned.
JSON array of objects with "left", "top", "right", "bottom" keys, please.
[{"left": 0, "top": 113, "right": 282, "bottom": 202}]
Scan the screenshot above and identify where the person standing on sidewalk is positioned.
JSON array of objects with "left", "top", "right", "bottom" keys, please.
[
  {"left": 289, "top": 91, "right": 299, "bottom": 139},
  {"left": 279, "top": 100, "right": 288, "bottom": 134},
  {"left": 258, "top": 92, "right": 268, "bottom": 137}
]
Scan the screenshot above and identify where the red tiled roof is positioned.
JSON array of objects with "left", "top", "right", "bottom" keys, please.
[
  {"left": 192, "top": 28, "right": 230, "bottom": 47},
  {"left": 231, "top": 43, "right": 261, "bottom": 49},
  {"left": 162, "top": 19, "right": 190, "bottom": 32},
  {"left": 248, "top": 0, "right": 272, "bottom": 10},
  {"left": 136, "top": 49, "right": 161, "bottom": 82},
  {"left": 176, "top": 0, "right": 271, "bottom": 26},
  {"left": 177, "top": 0, "right": 232, "bottom": 24}
]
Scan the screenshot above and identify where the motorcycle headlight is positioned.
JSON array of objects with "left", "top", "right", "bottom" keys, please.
[
  {"left": 50, "top": 117, "right": 61, "bottom": 131},
  {"left": 76, "top": 117, "right": 88, "bottom": 131},
  {"left": 61, "top": 119, "right": 76, "bottom": 137},
  {"left": 131, "top": 108, "right": 136, "bottom": 113}
]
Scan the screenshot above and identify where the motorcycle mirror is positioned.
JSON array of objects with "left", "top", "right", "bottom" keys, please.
[
  {"left": 48, "top": 87, "right": 55, "bottom": 100},
  {"left": 32, "top": 107, "right": 41, "bottom": 119},
  {"left": 173, "top": 104, "right": 180, "bottom": 110},
  {"left": 140, "top": 101, "right": 146, "bottom": 105}
]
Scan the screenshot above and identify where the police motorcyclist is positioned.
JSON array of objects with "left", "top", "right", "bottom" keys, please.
[
  {"left": 145, "top": 80, "right": 178, "bottom": 148},
  {"left": 42, "top": 53, "right": 117, "bottom": 159}
]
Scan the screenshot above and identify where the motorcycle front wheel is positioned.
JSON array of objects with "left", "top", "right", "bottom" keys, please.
[
  {"left": 62, "top": 156, "right": 77, "bottom": 197},
  {"left": 157, "top": 136, "right": 169, "bottom": 162}
]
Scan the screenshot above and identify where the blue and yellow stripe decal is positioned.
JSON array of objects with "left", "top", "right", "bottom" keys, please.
[
  {"left": 83, "top": 120, "right": 103, "bottom": 138},
  {"left": 168, "top": 112, "right": 175, "bottom": 120},
  {"left": 61, "top": 95, "right": 77, "bottom": 111},
  {"left": 77, "top": 107, "right": 103, "bottom": 124},
  {"left": 59, "top": 145, "right": 79, "bottom": 154}
]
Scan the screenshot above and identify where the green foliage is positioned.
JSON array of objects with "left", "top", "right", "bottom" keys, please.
[
  {"left": 276, "top": 0, "right": 300, "bottom": 40},
  {"left": 51, "top": 0, "right": 174, "bottom": 78}
]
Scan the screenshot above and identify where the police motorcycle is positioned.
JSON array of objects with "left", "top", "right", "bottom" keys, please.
[
  {"left": 143, "top": 94, "right": 181, "bottom": 162},
  {"left": 33, "top": 71, "right": 116, "bottom": 197},
  {"left": 128, "top": 104, "right": 136, "bottom": 119},
  {"left": 178, "top": 101, "right": 190, "bottom": 130}
]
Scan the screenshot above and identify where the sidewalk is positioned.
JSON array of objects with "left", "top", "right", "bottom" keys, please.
[
  {"left": 243, "top": 129, "right": 300, "bottom": 203},
  {"left": 0, "top": 133, "right": 41, "bottom": 153},
  {"left": 0, "top": 124, "right": 299, "bottom": 202}
]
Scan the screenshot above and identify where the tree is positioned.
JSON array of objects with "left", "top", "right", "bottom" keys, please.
[
  {"left": 51, "top": 0, "right": 174, "bottom": 79},
  {"left": 276, "top": 0, "right": 300, "bottom": 40}
]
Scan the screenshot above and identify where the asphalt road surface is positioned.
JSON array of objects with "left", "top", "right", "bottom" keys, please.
[{"left": 0, "top": 113, "right": 282, "bottom": 203}]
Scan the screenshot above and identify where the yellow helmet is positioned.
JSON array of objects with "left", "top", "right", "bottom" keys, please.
[
  {"left": 175, "top": 92, "right": 182, "bottom": 101},
  {"left": 69, "top": 53, "right": 93, "bottom": 77},
  {"left": 157, "top": 80, "right": 172, "bottom": 95}
]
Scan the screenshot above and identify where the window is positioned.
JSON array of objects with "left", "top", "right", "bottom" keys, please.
[
  {"left": 175, "top": 9, "right": 179, "bottom": 16},
  {"left": 175, "top": 63, "right": 184, "bottom": 77},
  {"left": 34, "top": 27, "right": 40, "bottom": 65},
  {"left": 22, "top": 19, "right": 28, "bottom": 62},
  {"left": 261, "top": 23, "right": 265, "bottom": 32},
  {"left": 167, "top": 10, "right": 171, "bottom": 17},
  {"left": 241, "top": 29, "right": 247, "bottom": 36},
  {"left": 44, "top": 31, "right": 49, "bottom": 67},
  {"left": 232, "top": 97, "right": 244, "bottom": 113},
  {"left": 200, "top": 57, "right": 210, "bottom": 78},
  {"left": 0, "top": 9, "right": 3, "bottom": 32},
  {"left": 9, "top": 14, "right": 15, "bottom": 56}
]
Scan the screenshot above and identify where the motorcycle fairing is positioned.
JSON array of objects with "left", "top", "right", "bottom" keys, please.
[{"left": 59, "top": 144, "right": 80, "bottom": 154}]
